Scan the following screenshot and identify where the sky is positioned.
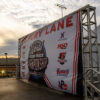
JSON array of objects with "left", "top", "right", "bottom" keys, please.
[{"left": 0, "top": 0, "right": 100, "bottom": 58}]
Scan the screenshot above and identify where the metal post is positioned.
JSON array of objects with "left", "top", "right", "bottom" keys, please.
[
  {"left": 4, "top": 53, "right": 8, "bottom": 76},
  {"left": 87, "top": 8, "right": 94, "bottom": 100},
  {"left": 56, "top": 4, "right": 67, "bottom": 17},
  {"left": 94, "top": 9, "right": 100, "bottom": 100},
  {"left": 61, "top": 7, "right": 63, "bottom": 17},
  {"left": 16, "top": 40, "right": 21, "bottom": 79},
  {"left": 80, "top": 11, "right": 87, "bottom": 100}
]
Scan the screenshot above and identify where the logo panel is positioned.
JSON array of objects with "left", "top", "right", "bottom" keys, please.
[
  {"left": 58, "top": 52, "right": 67, "bottom": 65},
  {"left": 58, "top": 32, "right": 67, "bottom": 41},
  {"left": 57, "top": 43, "right": 68, "bottom": 49},
  {"left": 58, "top": 80, "right": 67, "bottom": 90},
  {"left": 57, "top": 68, "right": 69, "bottom": 77},
  {"left": 28, "top": 40, "right": 48, "bottom": 79}
]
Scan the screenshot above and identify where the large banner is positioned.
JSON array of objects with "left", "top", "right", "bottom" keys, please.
[{"left": 19, "top": 11, "right": 81, "bottom": 95}]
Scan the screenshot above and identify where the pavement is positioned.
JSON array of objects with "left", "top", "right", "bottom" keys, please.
[{"left": 0, "top": 78, "right": 83, "bottom": 100}]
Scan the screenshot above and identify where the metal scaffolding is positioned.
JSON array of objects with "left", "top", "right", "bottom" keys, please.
[
  {"left": 17, "top": 4, "right": 100, "bottom": 100},
  {"left": 80, "top": 5, "right": 100, "bottom": 100}
]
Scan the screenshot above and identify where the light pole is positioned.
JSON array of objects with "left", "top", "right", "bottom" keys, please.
[
  {"left": 4, "top": 53, "right": 8, "bottom": 76},
  {"left": 56, "top": 3, "right": 67, "bottom": 18}
]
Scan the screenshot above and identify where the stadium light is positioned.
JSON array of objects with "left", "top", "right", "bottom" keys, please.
[
  {"left": 56, "top": 3, "right": 67, "bottom": 17},
  {"left": 4, "top": 53, "right": 8, "bottom": 76},
  {"left": 1, "top": 70, "right": 5, "bottom": 74}
]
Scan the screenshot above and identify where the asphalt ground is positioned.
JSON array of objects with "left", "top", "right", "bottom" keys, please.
[{"left": 0, "top": 78, "right": 83, "bottom": 100}]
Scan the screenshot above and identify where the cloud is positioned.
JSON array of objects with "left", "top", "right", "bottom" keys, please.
[
  {"left": 0, "top": 14, "right": 34, "bottom": 56},
  {"left": 0, "top": 39, "right": 18, "bottom": 56},
  {"left": 0, "top": 14, "right": 33, "bottom": 46},
  {"left": 0, "top": 0, "right": 100, "bottom": 57}
]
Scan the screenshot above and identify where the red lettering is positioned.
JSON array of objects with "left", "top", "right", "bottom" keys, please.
[
  {"left": 39, "top": 30, "right": 42, "bottom": 37},
  {"left": 28, "top": 34, "right": 34, "bottom": 40},
  {"left": 45, "top": 27, "right": 49, "bottom": 35},
  {"left": 57, "top": 43, "right": 68, "bottom": 49},
  {"left": 57, "top": 20, "right": 64, "bottom": 30},
  {"left": 57, "top": 68, "right": 60, "bottom": 74},
  {"left": 50, "top": 23, "right": 56, "bottom": 33},
  {"left": 61, "top": 53, "right": 65, "bottom": 59},
  {"left": 66, "top": 16, "right": 73, "bottom": 27},
  {"left": 34, "top": 32, "right": 38, "bottom": 39},
  {"left": 57, "top": 68, "right": 69, "bottom": 75},
  {"left": 28, "top": 30, "right": 42, "bottom": 40}
]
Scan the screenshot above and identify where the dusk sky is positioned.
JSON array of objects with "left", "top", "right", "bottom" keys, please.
[{"left": 0, "top": 0, "right": 100, "bottom": 58}]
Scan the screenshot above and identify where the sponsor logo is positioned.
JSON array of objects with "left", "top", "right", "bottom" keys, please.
[
  {"left": 22, "top": 66, "right": 25, "bottom": 70},
  {"left": 58, "top": 80, "right": 67, "bottom": 90},
  {"left": 58, "top": 32, "right": 67, "bottom": 41},
  {"left": 57, "top": 43, "right": 68, "bottom": 49},
  {"left": 21, "top": 61, "right": 25, "bottom": 64},
  {"left": 58, "top": 52, "right": 67, "bottom": 65},
  {"left": 28, "top": 58, "right": 48, "bottom": 71},
  {"left": 57, "top": 68, "right": 69, "bottom": 77},
  {"left": 22, "top": 52, "right": 25, "bottom": 58},
  {"left": 28, "top": 40, "right": 48, "bottom": 71}
]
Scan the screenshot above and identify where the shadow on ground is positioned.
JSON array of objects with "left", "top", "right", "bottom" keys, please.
[{"left": 0, "top": 78, "right": 83, "bottom": 100}]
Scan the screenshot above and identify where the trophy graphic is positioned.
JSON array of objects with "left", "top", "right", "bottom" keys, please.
[{"left": 28, "top": 40, "right": 48, "bottom": 79}]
